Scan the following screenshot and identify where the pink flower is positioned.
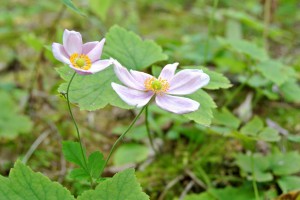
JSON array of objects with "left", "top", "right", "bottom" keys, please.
[
  {"left": 111, "top": 60, "right": 210, "bottom": 114},
  {"left": 52, "top": 29, "right": 112, "bottom": 75}
]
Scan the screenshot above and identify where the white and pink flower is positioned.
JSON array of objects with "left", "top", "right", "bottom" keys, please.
[
  {"left": 52, "top": 29, "right": 112, "bottom": 75},
  {"left": 111, "top": 60, "right": 210, "bottom": 114}
]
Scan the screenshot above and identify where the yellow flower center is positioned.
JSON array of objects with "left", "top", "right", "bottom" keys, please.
[
  {"left": 144, "top": 77, "right": 169, "bottom": 95},
  {"left": 70, "top": 53, "right": 91, "bottom": 70}
]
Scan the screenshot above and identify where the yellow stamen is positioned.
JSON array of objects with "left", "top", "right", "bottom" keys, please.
[
  {"left": 70, "top": 53, "right": 92, "bottom": 70},
  {"left": 144, "top": 77, "right": 169, "bottom": 95}
]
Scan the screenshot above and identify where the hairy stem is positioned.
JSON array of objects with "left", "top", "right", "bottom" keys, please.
[
  {"left": 101, "top": 106, "right": 146, "bottom": 176},
  {"left": 145, "top": 106, "right": 158, "bottom": 154},
  {"left": 66, "top": 72, "right": 94, "bottom": 188}
]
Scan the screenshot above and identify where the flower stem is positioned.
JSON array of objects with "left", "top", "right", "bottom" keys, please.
[
  {"left": 251, "top": 153, "right": 260, "bottom": 200},
  {"left": 101, "top": 106, "right": 146, "bottom": 176},
  {"left": 145, "top": 106, "right": 158, "bottom": 154},
  {"left": 66, "top": 72, "right": 94, "bottom": 188}
]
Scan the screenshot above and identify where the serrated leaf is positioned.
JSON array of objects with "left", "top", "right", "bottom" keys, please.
[
  {"left": 184, "top": 90, "right": 217, "bottom": 126},
  {"left": 102, "top": 25, "right": 168, "bottom": 70},
  {"left": 62, "top": 141, "right": 87, "bottom": 168},
  {"left": 113, "top": 143, "right": 149, "bottom": 166},
  {"left": 256, "top": 60, "right": 291, "bottom": 86},
  {"left": 213, "top": 108, "right": 241, "bottom": 129},
  {"left": 202, "top": 68, "right": 232, "bottom": 90},
  {"left": 57, "top": 66, "right": 131, "bottom": 111},
  {"left": 269, "top": 152, "right": 300, "bottom": 176},
  {"left": 258, "top": 127, "right": 280, "bottom": 142},
  {"left": 87, "top": 151, "right": 105, "bottom": 178},
  {"left": 240, "top": 116, "right": 264, "bottom": 136},
  {"left": 0, "top": 161, "right": 75, "bottom": 200},
  {"left": 218, "top": 37, "right": 268, "bottom": 61},
  {"left": 0, "top": 90, "right": 33, "bottom": 139},
  {"left": 277, "top": 176, "right": 300, "bottom": 193},
  {"left": 61, "top": 0, "right": 85, "bottom": 16},
  {"left": 77, "top": 168, "right": 149, "bottom": 200}
]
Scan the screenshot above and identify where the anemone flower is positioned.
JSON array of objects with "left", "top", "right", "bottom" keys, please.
[
  {"left": 52, "top": 29, "right": 112, "bottom": 75},
  {"left": 111, "top": 60, "right": 210, "bottom": 114}
]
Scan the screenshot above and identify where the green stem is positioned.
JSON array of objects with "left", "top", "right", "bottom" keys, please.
[
  {"left": 204, "top": 0, "right": 219, "bottom": 63},
  {"left": 263, "top": 0, "right": 271, "bottom": 51},
  {"left": 101, "top": 106, "right": 146, "bottom": 176},
  {"left": 251, "top": 153, "right": 260, "bottom": 200},
  {"left": 145, "top": 106, "right": 158, "bottom": 154},
  {"left": 66, "top": 72, "right": 94, "bottom": 188}
]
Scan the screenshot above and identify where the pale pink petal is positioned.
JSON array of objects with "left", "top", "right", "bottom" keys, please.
[
  {"left": 112, "top": 59, "right": 145, "bottom": 90},
  {"left": 111, "top": 83, "right": 154, "bottom": 107},
  {"left": 155, "top": 94, "right": 200, "bottom": 114},
  {"left": 87, "top": 38, "right": 105, "bottom": 62},
  {"left": 88, "top": 59, "right": 112, "bottom": 73},
  {"left": 130, "top": 70, "right": 152, "bottom": 88},
  {"left": 69, "top": 65, "right": 93, "bottom": 75},
  {"left": 63, "top": 29, "right": 82, "bottom": 55},
  {"left": 82, "top": 42, "right": 98, "bottom": 54},
  {"left": 168, "top": 70, "right": 210, "bottom": 95},
  {"left": 158, "top": 63, "right": 178, "bottom": 81},
  {"left": 52, "top": 43, "right": 70, "bottom": 64}
]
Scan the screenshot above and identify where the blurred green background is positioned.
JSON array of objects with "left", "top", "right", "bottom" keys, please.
[{"left": 0, "top": 0, "right": 300, "bottom": 199}]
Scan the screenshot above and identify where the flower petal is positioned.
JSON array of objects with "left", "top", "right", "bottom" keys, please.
[
  {"left": 130, "top": 70, "right": 152, "bottom": 86},
  {"left": 69, "top": 65, "right": 93, "bottom": 75},
  {"left": 87, "top": 38, "right": 105, "bottom": 62},
  {"left": 155, "top": 94, "right": 200, "bottom": 114},
  {"left": 63, "top": 29, "right": 82, "bottom": 55},
  {"left": 168, "top": 70, "right": 210, "bottom": 95},
  {"left": 112, "top": 59, "right": 145, "bottom": 90},
  {"left": 88, "top": 59, "right": 112, "bottom": 73},
  {"left": 82, "top": 42, "right": 98, "bottom": 54},
  {"left": 52, "top": 43, "right": 70, "bottom": 64},
  {"left": 111, "top": 83, "right": 154, "bottom": 107},
  {"left": 158, "top": 63, "right": 178, "bottom": 81}
]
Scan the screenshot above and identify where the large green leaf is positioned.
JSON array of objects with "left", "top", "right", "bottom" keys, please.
[
  {"left": 57, "top": 66, "right": 131, "bottom": 111},
  {"left": 0, "top": 90, "right": 33, "bottom": 139},
  {"left": 0, "top": 161, "right": 75, "bottom": 200},
  {"left": 269, "top": 152, "right": 300, "bottom": 176},
  {"left": 77, "top": 168, "right": 149, "bottom": 200},
  {"left": 256, "top": 60, "right": 291, "bottom": 86},
  {"left": 184, "top": 90, "right": 217, "bottom": 126},
  {"left": 102, "top": 25, "right": 168, "bottom": 70}
]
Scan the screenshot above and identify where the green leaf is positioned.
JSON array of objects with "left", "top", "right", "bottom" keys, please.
[
  {"left": 113, "top": 143, "right": 149, "bottom": 166},
  {"left": 209, "top": 185, "right": 257, "bottom": 200},
  {"left": 87, "top": 151, "right": 105, "bottom": 179},
  {"left": 279, "top": 80, "right": 300, "bottom": 103},
  {"left": 88, "top": 0, "right": 112, "bottom": 20},
  {"left": 57, "top": 66, "right": 131, "bottom": 111},
  {"left": 287, "top": 135, "right": 300, "bottom": 143},
  {"left": 269, "top": 152, "right": 300, "bottom": 176},
  {"left": 62, "top": 141, "right": 87, "bottom": 168},
  {"left": 0, "top": 161, "right": 75, "bottom": 200},
  {"left": 61, "top": 0, "right": 85, "bottom": 16},
  {"left": 0, "top": 90, "right": 33, "bottom": 139},
  {"left": 258, "top": 127, "right": 280, "bottom": 142},
  {"left": 218, "top": 37, "right": 268, "bottom": 61},
  {"left": 184, "top": 90, "right": 217, "bottom": 126},
  {"left": 213, "top": 108, "right": 241, "bottom": 129},
  {"left": 102, "top": 25, "right": 168, "bottom": 70},
  {"left": 184, "top": 193, "right": 215, "bottom": 200},
  {"left": 240, "top": 116, "right": 264, "bottom": 136},
  {"left": 202, "top": 67, "right": 232, "bottom": 90},
  {"left": 256, "top": 60, "right": 291, "bottom": 86},
  {"left": 277, "top": 176, "right": 300, "bottom": 193},
  {"left": 70, "top": 168, "right": 90, "bottom": 180},
  {"left": 77, "top": 168, "right": 149, "bottom": 200}
]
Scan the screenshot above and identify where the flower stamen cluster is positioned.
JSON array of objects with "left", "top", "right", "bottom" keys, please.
[
  {"left": 144, "top": 77, "right": 169, "bottom": 95},
  {"left": 70, "top": 53, "right": 92, "bottom": 70}
]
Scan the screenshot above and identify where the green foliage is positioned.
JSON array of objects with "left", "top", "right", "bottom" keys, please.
[
  {"left": 102, "top": 25, "right": 168, "bottom": 70},
  {"left": 0, "top": 90, "right": 33, "bottom": 139},
  {"left": 202, "top": 67, "right": 232, "bottom": 90},
  {"left": 77, "top": 169, "right": 149, "bottom": 200},
  {"left": 62, "top": 141, "right": 105, "bottom": 181},
  {"left": 61, "top": 0, "right": 85, "bottom": 16},
  {"left": 88, "top": 0, "right": 112, "bottom": 20},
  {"left": 113, "top": 143, "right": 149, "bottom": 166},
  {"left": 277, "top": 176, "right": 300, "bottom": 193},
  {"left": 0, "top": 161, "right": 75, "bottom": 200}
]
